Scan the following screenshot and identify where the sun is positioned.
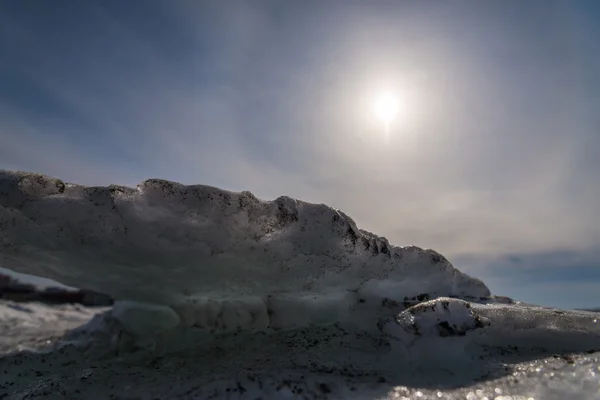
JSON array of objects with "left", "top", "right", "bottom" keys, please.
[{"left": 373, "top": 91, "right": 400, "bottom": 126}]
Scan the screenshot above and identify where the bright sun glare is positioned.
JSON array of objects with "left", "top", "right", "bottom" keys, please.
[{"left": 373, "top": 91, "right": 400, "bottom": 127}]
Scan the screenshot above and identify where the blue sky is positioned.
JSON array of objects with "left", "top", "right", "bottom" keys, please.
[{"left": 1, "top": 0, "right": 599, "bottom": 309}]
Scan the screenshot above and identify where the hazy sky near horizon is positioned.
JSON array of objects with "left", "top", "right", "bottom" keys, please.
[{"left": 1, "top": 0, "right": 599, "bottom": 308}]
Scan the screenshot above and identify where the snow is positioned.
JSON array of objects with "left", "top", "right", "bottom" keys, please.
[
  {"left": 0, "top": 266, "right": 73, "bottom": 290},
  {"left": 1, "top": 298, "right": 599, "bottom": 399},
  {"left": 0, "top": 170, "right": 599, "bottom": 399}
]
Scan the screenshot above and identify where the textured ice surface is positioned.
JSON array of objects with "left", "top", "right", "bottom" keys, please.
[
  {"left": 0, "top": 171, "right": 489, "bottom": 306},
  {"left": 381, "top": 297, "right": 490, "bottom": 342},
  {"left": 111, "top": 301, "right": 180, "bottom": 338},
  {"left": 1, "top": 299, "right": 599, "bottom": 399}
]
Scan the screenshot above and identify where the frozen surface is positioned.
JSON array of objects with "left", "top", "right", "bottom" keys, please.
[
  {"left": 111, "top": 301, "right": 180, "bottom": 338},
  {"left": 1, "top": 170, "right": 599, "bottom": 399},
  {"left": 0, "top": 300, "right": 105, "bottom": 354},
  {"left": 1, "top": 299, "right": 599, "bottom": 399}
]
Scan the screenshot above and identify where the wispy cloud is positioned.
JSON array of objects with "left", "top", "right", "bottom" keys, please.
[{"left": 453, "top": 249, "right": 600, "bottom": 309}]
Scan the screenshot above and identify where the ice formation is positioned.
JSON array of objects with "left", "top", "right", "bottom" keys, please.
[
  {"left": 1, "top": 170, "right": 600, "bottom": 399},
  {"left": 381, "top": 297, "right": 490, "bottom": 340},
  {"left": 0, "top": 170, "right": 489, "bottom": 333}
]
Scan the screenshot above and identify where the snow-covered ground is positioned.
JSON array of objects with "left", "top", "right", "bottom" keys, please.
[
  {"left": 1, "top": 298, "right": 599, "bottom": 399},
  {"left": 0, "top": 170, "right": 599, "bottom": 399}
]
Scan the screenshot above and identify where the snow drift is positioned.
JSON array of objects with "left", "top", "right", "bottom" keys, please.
[{"left": 0, "top": 170, "right": 488, "bottom": 328}]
